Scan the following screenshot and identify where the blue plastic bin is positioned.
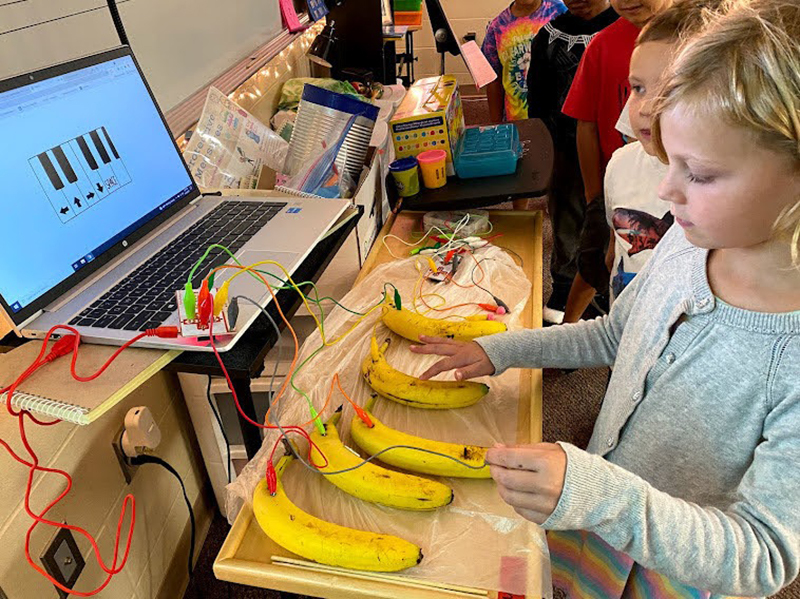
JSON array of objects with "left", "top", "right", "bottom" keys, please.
[{"left": 454, "top": 124, "right": 522, "bottom": 179}]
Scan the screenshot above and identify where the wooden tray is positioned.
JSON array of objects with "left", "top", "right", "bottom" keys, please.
[{"left": 214, "top": 210, "right": 544, "bottom": 598}]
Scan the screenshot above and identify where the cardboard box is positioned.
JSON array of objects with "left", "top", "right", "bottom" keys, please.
[{"left": 389, "top": 75, "right": 465, "bottom": 176}]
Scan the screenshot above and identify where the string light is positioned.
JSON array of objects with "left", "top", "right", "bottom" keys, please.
[{"left": 224, "top": 22, "right": 324, "bottom": 109}]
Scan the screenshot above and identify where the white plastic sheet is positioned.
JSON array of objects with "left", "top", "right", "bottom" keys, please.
[{"left": 226, "top": 245, "right": 551, "bottom": 597}]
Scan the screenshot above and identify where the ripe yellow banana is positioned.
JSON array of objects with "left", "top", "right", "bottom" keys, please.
[
  {"left": 252, "top": 454, "right": 423, "bottom": 572},
  {"left": 362, "top": 336, "right": 489, "bottom": 409},
  {"left": 309, "top": 408, "right": 454, "bottom": 509},
  {"left": 350, "top": 396, "right": 491, "bottom": 479},
  {"left": 381, "top": 304, "right": 507, "bottom": 342}
]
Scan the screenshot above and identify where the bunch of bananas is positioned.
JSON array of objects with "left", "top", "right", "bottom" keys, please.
[
  {"left": 254, "top": 292, "right": 506, "bottom": 572},
  {"left": 381, "top": 304, "right": 507, "bottom": 342},
  {"left": 253, "top": 454, "right": 423, "bottom": 571},
  {"left": 308, "top": 407, "right": 455, "bottom": 510},
  {"left": 362, "top": 336, "right": 489, "bottom": 409}
]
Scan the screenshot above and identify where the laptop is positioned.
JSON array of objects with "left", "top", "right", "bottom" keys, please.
[{"left": 0, "top": 46, "right": 350, "bottom": 352}]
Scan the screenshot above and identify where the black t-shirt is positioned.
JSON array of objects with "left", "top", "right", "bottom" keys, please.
[{"left": 527, "top": 7, "right": 619, "bottom": 153}]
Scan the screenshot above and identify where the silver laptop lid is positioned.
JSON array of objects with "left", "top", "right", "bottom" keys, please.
[{"left": 0, "top": 46, "right": 200, "bottom": 327}]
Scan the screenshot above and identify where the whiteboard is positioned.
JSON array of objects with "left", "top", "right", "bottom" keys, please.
[{"left": 0, "top": 0, "right": 284, "bottom": 110}]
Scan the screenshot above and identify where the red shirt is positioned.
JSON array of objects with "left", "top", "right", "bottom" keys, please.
[{"left": 561, "top": 18, "right": 639, "bottom": 168}]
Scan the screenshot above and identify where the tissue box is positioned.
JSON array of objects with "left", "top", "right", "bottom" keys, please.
[{"left": 390, "top": 76, "right": 465, "bottom": 176}]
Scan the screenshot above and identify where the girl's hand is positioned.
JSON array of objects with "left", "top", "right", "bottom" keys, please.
[
  {"left": 486, "top": 443, "right": 567, "bottom": 525},
  {"left": 409, "top": 335, "right": 495, "bottom": 380}
]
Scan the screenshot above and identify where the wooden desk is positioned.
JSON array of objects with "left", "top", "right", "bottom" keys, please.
[
  {"left": 393, "top": 119, "right": 554, "bottom": 212},
  {"left": 213, "top": 209, "right": 544, "bottom": 598}
]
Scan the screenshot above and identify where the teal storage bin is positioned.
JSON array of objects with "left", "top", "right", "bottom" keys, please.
[{"left": 454, "top": 124, "right": 522, "bottom": 179}]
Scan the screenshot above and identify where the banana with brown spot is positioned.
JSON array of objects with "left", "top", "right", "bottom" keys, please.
[
  {"left": 362, "top": 336, "right": 489, "bottom": 409},
  {"left": 309, "top": 407, "right": 454, "bottom": 509},
  {"left": 252, "top": 454, "right": 423, "bottom": 571},
  {"left": 350, "top": 395, "right": 492, "bottom": 479}
]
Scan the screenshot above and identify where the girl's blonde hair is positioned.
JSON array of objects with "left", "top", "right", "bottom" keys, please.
[{"left": 651, "top": 0, "right": 800, "bottom": 262}]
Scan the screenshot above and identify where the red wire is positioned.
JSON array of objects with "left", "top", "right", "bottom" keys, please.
[{"left": 0, "top": 324, "right": 141, "bottom": 596}]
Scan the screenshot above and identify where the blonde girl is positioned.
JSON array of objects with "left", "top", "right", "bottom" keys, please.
[{"left": 411, "top": 1, "right": 800, "bottom": 596}]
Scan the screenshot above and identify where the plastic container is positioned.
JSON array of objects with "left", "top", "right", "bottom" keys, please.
[
  {"left": 394, "top": 11, "right": 423, "bottom": 27},
  {"left": 454, "top": 123, "right": 522, "bottom": 179},
  {"left": 389, "top": 157, "right": 420, "bottom": 197},
  {"left": 394, "top": 0, "right": 422, "bottom": 11},
  {"left": 417, "top": 149, "right": 448, "bottom": 189}
]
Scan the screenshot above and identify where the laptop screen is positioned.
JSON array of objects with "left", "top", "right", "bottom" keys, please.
[{"left": 0, "top": 52, "right": 195, "bottom": 319}]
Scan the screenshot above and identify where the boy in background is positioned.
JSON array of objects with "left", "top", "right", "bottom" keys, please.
[
  {"left": 482, "top": 0, "right": 567, "bottom": 125},
  {"left": 605, "top": 0, "right": 727, "bottom": 302},
  {"left": 527, "top": 0, "right": 618, "bottom": 322},
  {"left": 560, "top": 0, "right": 671, "bottom": 322}
]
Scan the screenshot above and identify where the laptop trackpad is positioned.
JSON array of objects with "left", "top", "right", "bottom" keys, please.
[{"left": 233, "top": 250, "right": 301, "bottom": 302}]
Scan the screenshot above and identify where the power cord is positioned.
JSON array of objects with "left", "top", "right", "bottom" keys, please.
[
  {"left": 205, "top": 375, "right": 231, "bottom": 483},
  {"left": 129, "top": 455, "right": 196, "bottom": 577}
]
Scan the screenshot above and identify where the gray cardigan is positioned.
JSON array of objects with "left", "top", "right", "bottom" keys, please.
[{"left": 477, "top": 226, "right": 800, "bottom": 597}]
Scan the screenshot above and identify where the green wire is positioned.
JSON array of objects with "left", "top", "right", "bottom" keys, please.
[{"left": 191, "top": 244, "right": 398, "bottom": 422}]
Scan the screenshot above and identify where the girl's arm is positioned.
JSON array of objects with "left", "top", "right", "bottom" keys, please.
[
  {"left": 545, "top": 375, "right": 800, "bottom": 597},
  {"left": 475, "top": 256, "right": 647, "bottom": 373}
]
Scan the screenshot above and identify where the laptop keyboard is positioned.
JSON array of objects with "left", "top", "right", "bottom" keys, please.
[{"left": 69, "top": 200, "right": 287, "bottom": 332}]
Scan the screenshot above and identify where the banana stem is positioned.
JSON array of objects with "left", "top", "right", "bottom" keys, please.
[
  {"left": 364, "top": 393, "right": 379, "bottom": 413},
  {"left": 328, "top": 405, "right": 343, "bottom": 426}
]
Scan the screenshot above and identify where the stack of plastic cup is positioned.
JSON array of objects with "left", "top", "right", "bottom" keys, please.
[{"left": 417, "top": 149, "right": 448, "bottom": 189}]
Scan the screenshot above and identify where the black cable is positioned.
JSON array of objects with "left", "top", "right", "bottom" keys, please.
[
  {"left": 106, "top": 0, "right": 129, "bottom": 45},
  {"left": 130, "top": 455, "right": 196, "bottom": 577},
  {"left": 0, "top": 0, "right": 133, "bottom": 38},
  {"left": 206, "top": 374, "right": 231, "bottom": 483}
]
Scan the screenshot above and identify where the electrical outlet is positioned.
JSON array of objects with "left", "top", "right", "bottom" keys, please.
[
  {"left": 40, "top": 527, "right": 85, "bottom": 599},
  {"left": 112, "top": 425, "right": 138, "bottom": 484}
]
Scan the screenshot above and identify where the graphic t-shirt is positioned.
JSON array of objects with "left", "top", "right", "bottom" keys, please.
[
  {"left": 528, "top": 7, "right": 618, "bottom": 151},
  {"left": 482, "top": 1, "right": 567, "bottom": 121},
  {"left": 604, "top": 141, "right": 671, "bottom": 300},
  {"left": 562, "top": 17, "right": 640, "bottom": 168}
]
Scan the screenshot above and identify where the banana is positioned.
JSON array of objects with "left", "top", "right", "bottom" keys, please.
[
  {"left": 350, "top": 396, "right": 492, "bottom": 479},
  {"left": 253, "top": 454, "right": 423, "bottom": 572},
  {"left": 309, "top": 407, "right": 454, "bottom": 509},
  {"left": 381, "top": 304, "right": 507, "bottom": 342},
  {"left": 362, "top": 336, "right": 489, "bottom": 409}
]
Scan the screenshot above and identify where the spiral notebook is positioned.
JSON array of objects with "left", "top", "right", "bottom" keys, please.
[{"left": 0, "top": 341, "right": 179, "bottom": 425}]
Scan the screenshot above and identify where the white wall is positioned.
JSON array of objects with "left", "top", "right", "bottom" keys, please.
[
  {"left": 0, "top": 0, "right": 284, "bottom": 110},
  {"left": 410, "top": 0, "right": 513, "bottom": 86}
]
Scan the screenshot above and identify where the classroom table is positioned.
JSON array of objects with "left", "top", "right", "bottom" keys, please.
[
  {"left": 390, "top": 118, "right": 554, "bottom": 212},
  {"left": 212, "top": 208, "right": 544, "bottom": 599}
]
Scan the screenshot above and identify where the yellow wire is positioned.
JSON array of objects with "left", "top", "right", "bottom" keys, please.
[{"left": 224, "top": 259, "right": 382, "bottom": 348}]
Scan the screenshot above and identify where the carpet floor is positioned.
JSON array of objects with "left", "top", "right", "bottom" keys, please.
[{"left": 182, "top": 96, "right": 799, "bottom": 599}]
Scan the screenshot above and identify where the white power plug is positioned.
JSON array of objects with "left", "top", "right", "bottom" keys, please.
[{"left": 120, "top": 407, "right": 161, "bottom": 458}]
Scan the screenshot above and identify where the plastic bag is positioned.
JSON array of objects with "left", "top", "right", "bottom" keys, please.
[
  {"left": 182, "top": 87, "right": 288, "bottom": 190},
  {"left": 225, "top": 246, "right": 551, "bottom": 598},
  {"left": 277, "top": 78, "right": 361, "bottom": 113},
  {"left": 277, "top": 114, "right": 357, "bottom": 198}
]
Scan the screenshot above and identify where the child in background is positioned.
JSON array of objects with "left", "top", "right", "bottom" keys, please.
[
  {"left": 413, "top": 0, "right": 800, "bottom": 596},
  {"left": 559, "top": 0, "right": 671, "bottom": 322},
  {"left": 527, "top": 0, "right": 618, "bottom": 320},
  {"left": 482, "top": 0, "right": 567, "bottom": 125},
  {"left": 606, "top": 0, "right": 730, "bottom": 302}
]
